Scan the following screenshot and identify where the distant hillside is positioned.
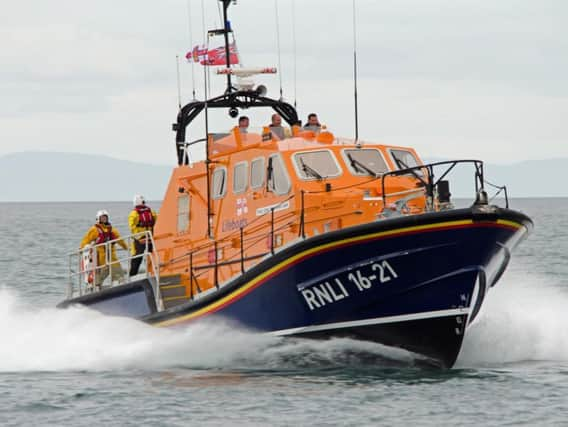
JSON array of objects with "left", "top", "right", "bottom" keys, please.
[
  {"left": 0, "top": 152, "right": 564, "bottom": 201},
  {"left": 0, "top": 152, "right": 171, "bottom": 202}
]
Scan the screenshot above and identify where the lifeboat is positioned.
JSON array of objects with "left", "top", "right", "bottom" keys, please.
[{"left": 57, "top": 1, "right": 532, "bottom": 368}]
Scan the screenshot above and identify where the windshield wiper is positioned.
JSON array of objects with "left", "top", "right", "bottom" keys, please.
[
  {"left": 392, "top": 154, "right": 409, "bottom": 171},
  {"left": 392, "top": 154, "right": 427, "bottom": 186},
  {"left": 347, "top": 154, "right": 379, "bottom": 177},
  {"left": 266, "top": 157, "right": 274, "bottom": 191},
  {"left": 300, "top": 158, "right": 324, "bottom": 180}
]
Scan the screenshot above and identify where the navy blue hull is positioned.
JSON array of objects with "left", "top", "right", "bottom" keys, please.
[{"left": 59, "top": 206, "right": 532, "bottom": 368}]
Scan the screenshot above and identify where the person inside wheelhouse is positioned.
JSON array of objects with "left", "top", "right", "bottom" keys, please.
[{"left": 268, "top": 113, "right": 291, "bottom": 140}]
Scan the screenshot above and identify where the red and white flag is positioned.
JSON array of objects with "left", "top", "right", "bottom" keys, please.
[
  {"left": 202, "top": 42, "right": 239, "bottom": 66},
  {"left": 185, "top": 45, "right": 208, "bottom": 63},
  {"left": 185, "top": 42, "right": 239, "bottom": 66}
]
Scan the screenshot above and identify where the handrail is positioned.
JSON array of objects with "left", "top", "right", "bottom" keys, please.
[
  {"left": 67, "top": 231, "right": 161, "bottom": 309},
  {"left": 66, "top": 157, "right": 511, "bottom": 311},
  {"left": 163, "top": 193, "right": 296, "bottom": 267},
  {"left": 161, "top": 158, "right": 507, "bottom": 304},
  {"left": 484, "top": 179, "right": 509, "bottom": 208},
  {"left": 381, "top": 160, "right": 485, "bottom": 209}
]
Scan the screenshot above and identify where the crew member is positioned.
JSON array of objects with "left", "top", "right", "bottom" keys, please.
[
  {"left": 238, "top": 115, "right": 249, "bottom": 133},
  {"left": 303, "top": 113, "right": 321, "bottom": 132},
  {"left": 129, "top": 194, "right": 158, "bottom": 276},
  {"left": 80, "top": 210, "right": 128, "bottom": 287},
  {"left": 268, "top": 113, "right": 291, "bottom": 140}
]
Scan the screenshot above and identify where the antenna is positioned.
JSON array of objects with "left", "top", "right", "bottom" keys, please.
[
  {"left": 186, "top": 0, "right": 197, "bottom": 100},
  {"left": 352, "top": 0, "right": 360, "bottom": 142},
  {"left": 292, "top": 0, "right": 297, "bottom": 109},
  {"left": 176, "top": 55, "right": 182, "bottom": 110},
  {"left": 274, "top": 0, "right": 283, "bottom": 100}
]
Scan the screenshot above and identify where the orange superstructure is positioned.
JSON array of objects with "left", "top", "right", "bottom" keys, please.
[{"left": 153, "top": 125, "right": 428, "bottom": 302}]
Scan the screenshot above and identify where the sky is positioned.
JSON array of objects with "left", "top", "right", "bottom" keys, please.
[{"left": 1, "top": 0, "right": 567, "bottom": 166}]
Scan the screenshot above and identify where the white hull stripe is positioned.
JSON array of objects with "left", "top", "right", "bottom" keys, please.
[{"left": 269, "top": 308, "right": 470, "bottom": 337}]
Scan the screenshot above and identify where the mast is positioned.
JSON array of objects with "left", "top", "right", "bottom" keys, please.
[{"left": 173, "top": 0, "right": 299, "bottom": 164}]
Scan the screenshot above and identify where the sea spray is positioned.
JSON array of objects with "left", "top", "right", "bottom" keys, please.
[
  {"left": 0, "top": 288, "right": 428, "bottom": 372},
  {"left": 0, "top": 288, "right": 277, "bottom": 372},
  {"left": 457, "top": 271, "right": 568, "bottom": 366}
]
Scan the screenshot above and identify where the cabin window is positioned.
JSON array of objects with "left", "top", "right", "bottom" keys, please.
[
  {"left": 390, "top": 149, "right": 420, "bottom": 171},
  {"left": 212, "top": 167, "right": 227, "bottom": 199},
  {"left": 177, "top": 194, "right": 190, "bottom": 233},
  {"left": 293, "top": 150, "right": 342, "bottom": 180},
  {"left": 343, "top": 149, "right": 389, "bottom": 176},
  {"left": 250, "top": 157, "right": 265, "bottom": 189},
  {"left": 267, "top": 154, "right": 291, "bottom": 195},
  {"left": 233, "top": 161, "right": 248, "bottom": 194}
]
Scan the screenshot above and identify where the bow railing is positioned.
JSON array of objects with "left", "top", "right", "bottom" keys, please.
[{"left": 67, "top": 231, "right": 161, "bottom": 308}]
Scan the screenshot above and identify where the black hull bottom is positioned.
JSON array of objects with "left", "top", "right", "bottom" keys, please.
[{"left": 291, "top": 314, "right": 468, "bottom": 368}]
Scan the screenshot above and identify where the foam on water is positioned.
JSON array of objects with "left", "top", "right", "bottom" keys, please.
[
  {"left": 0, "top": 287, "right": 274, "bottom": 372},
  {"left": 458, "top": 271, "right": 568, "bottom": 366},
  {"left": 0, "top": 288, "right": 423, "bottom": 372},
  {"left": 2, "top": 268, "right": 564, "bottom": 372}
]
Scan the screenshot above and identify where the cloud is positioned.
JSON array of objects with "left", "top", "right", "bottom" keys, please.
[{"left": 0, "top": 0, "right": 566, "bottom": 164}]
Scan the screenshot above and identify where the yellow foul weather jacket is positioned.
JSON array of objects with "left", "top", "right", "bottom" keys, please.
[
  {"left": 80, "top": 223, "right": 128, "bottom": 266},
  {"left": 128, "top": 206, "right": 158, "bottom": 255}
]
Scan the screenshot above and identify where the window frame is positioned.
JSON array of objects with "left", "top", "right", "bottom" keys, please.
[
  {"left": 267, "top": 153, "right": 291, "bottom": 195},
  {"left": 211, "top": 166, "right": 228, "bottom": 200},
  {"left": 291, "top": 149, "right": 343, "bottom": 181},
  {"left": 250, "top": 157, "right": 265, "bottom": 190},
  {"left": 388, "top": 148, "right": 424, "bottom": 177},
  {"left": 341, "top": 148, "right": 390, "bottom": 176},
  {"left": 176, "top": 194, "right": 190, "bottom": 233},
  {"left": 232, "top": 161, "right": 249, "bottom": 194}
]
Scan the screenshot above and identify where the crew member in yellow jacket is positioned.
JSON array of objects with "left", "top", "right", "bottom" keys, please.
[
  {"left": 129, "top": 195, "right": 158, "bottom": 276},
  {"left": 80, "top": 209, "right": 128, "bottom": 287}
]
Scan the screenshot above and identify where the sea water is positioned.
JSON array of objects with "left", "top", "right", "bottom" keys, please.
[{"left": 0, "top": 199, "right": 567, "bottom": 426}]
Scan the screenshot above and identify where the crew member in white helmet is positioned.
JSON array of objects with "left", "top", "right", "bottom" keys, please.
[
  {"left": 128, "top": 195, "right": 158, "bottom": 276},
  {"left": 80, "top": 210, "right": 128, "bottom": 287}
]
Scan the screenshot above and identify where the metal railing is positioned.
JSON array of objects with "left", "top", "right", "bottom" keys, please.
[
  {"left": 170, "top": 159, "right": 512, "bottom": 303},
  {"left": 66, "top": 158, "right": 511, "bottom": 311},
  {"left": 67, "top": 231, "right": 162, "bottom": 309},
  {"left": 381, "top": 160, "right": 485, "bottom": 208}
]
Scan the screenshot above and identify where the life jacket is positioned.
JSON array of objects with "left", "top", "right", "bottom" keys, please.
[
  {"left": 95, "top": 224, "right": 114, "bottom": 245},
  {"left": 135, "top": 205, "right": 155, "bottom": 228}
]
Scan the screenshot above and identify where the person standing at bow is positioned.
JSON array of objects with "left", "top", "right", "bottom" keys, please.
[
  {"left": 129, "top": 195, "right": 158, "bottom": 276},
  {"left": 80, "top": 210, "right": 128, "bottom": 287}
]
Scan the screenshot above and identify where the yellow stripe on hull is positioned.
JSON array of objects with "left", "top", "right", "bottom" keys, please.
[{"left": 155, "top": 218, "right": 523, "bottom": 327}]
